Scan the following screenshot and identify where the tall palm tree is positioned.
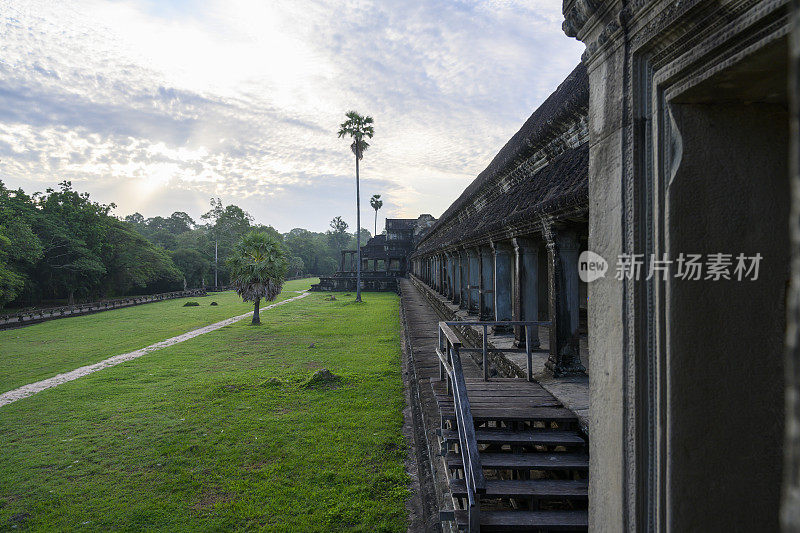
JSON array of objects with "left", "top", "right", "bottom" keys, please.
[
  {"left": 226, "top": 232, "right": 287, "bottom": 325},
  {"left": 337, "top": 111, "right": 374, "bottom": 303},
  {"left": 370, "top": 194, "right": 383, "bottom": 237}
]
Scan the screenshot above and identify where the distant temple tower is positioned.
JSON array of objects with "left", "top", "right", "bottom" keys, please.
[{"left": 310, "top": 215, "right": 436, "bottom": 292}]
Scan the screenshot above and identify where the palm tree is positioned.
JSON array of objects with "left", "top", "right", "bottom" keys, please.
[
  {"left": 226, "top": 232, "right": 287, "bottom": 325},
  {"left": 370, "top": 194, "right": 383, "bottom": 237},
  {"left": 337, "top": 110, "right": 374, "bottom": 303}
]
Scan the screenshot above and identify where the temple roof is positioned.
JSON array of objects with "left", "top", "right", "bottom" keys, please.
[{"left": 414, "top": 63, "right": 589, "bottom": 255}]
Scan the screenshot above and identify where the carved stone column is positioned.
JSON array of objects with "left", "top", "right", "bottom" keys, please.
[
  {"left": 479, "top": 245, "right": 495, "bottom": 320},
  {"left": 452, "top": 252, "right": 461, "bottom": 305},
  {"left": 492, "top": 241, "right": 514, "bottom": 332},
  {"left": 784, "top": 2, "right": 800, "bottom": 527},
  {"left": 468, "top": 248, "right": 480, "bottom": 314},
  {"left": 513, "top": 237, "right": 541, "bottom": 348},
  {"left": 543, "top": 224, "right": 585, "bottom": 377},
  {"left": 459, "top": 250, "right": 469, "bottom": 309},
  {"left": 445, "top": 253, "right": 454, "bottom": 300},
  {"left": 440, "top": 254, "right": 445, "bottom": 293},
  {"left": 439, "top": 254, "right": 447, "bottom": 296}
]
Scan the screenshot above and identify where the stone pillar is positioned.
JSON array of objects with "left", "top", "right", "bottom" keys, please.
[
  {"left": 459, "top": 250, "right": 469, "bottom": 309},
  {"left": 513, "top": 237, "right": 540, "bottom": 348},
  {"left": 445, "top": 253, "right": 453, "bottom": 300},
  {"left": 479, "top": 245, "right": 494, "bottom": 320},
  {"left": 784, "top": 2, "right": 800, "bottom": 527},
  {"left": 427, "top": 257, "right": 432, "bottom": 286},
  {"left": 543, "top": 225, "right": 584, "bottom": 377},
  {"left": 439, "top": 254, "right": 446, "bottom": 295},
  {"left": 340, "top": 251, "right": 346, "bottom": 271},
  {"left": 492, "top": 241, "right": 514, "bottom": 332},
  {"left": 452, "top": 252, "right": 461, "bottom": 305},
  {"left": 468, "top": 248, "right": 480, "bottom": 314},
  {"left": 437, "top": 255, "right": 443, "bottom": 293}
]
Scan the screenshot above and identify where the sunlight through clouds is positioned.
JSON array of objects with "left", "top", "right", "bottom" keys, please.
[{"left": 0, "top": 0, "right": 583, "bottom": 231}]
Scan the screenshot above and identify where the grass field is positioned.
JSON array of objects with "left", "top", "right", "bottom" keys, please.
[
  {"left": 0, "top": 278, "right": 318, "bottom": 393},
  {"left": 0, "top": 290, "right": 408, "bottom": 532}
]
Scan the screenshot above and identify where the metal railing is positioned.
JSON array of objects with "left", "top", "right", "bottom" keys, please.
[
  {"left": 436, "top": 321, "right": 486, "bottom": 531},
  {"left": 444, "top": 320, "right": 552, "bottom": 381}
]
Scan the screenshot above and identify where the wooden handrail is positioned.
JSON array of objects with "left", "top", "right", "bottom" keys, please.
[
  {"left": 437, "top": 322, "right": 485, "bottom": 531},
  {"left": 438, "top": 321, "right": 462, "bottom": 347}
]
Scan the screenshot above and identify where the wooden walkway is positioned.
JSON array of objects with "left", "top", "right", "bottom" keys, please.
[{"left": 400, "top": 279, "right": 588, "bottom": 532}]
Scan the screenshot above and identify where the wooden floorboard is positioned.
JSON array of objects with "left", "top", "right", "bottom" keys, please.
[
  {"left": 454, "top": 510, "right": 588, "bottom": 531},
  {"left": 446, "top": 452, "right": 589, "bottom": 470},
  {"left": 439, "top": 428, "right": 586, "bottom": 446},
  {"left": 449, "top": 479, "right": 588, "bottom": 499}
]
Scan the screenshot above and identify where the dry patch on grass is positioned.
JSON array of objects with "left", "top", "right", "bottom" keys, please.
[{"left": 193, "top": 490, "right": 233, "bottom": 512}]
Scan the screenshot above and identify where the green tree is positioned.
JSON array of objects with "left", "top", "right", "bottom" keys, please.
[
  {"left": 227, "top": 232, "right": 287, "bottom": 325},
  {"left": 102, "top": 220, "right": 182, "bottom": 296},
  {"left": 338, "top": 110, "right": 374, "bottom": 302},
  {"left": 288, "top": 256, "right": 304, "bottom": 277},
  {"left": 328, "top": 216, "right": 350, "bottom": 252},
  {"left": 0, "top": 182, "right": 44, "bottom": 306},
  {"left": 171, "top": 248, "right": 211, "bottom": 288},
  {"left": 33, "top": 181, "right": 111, "bottom": 304},
  {"left": 370, "top": 194, "right": 383, "bottom": 236},
  {"left": 202, "top": 198, "right": 254, "bottom": 287}
]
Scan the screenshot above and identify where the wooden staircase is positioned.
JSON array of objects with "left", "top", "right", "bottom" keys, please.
[{"left": 433, "top": 374, "right": 589, "bottom": 531}]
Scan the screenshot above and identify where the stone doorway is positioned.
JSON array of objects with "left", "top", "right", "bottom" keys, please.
[{"left": 661, "top": 36, "right": 789, "bottom": 531}]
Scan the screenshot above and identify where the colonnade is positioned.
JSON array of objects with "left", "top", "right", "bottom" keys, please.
[
  {"left": 411, "top": 225, "right": 586, "bottom": 377},
  {"left": 339, "top": 251, "right": 406, "bottom": 274}
]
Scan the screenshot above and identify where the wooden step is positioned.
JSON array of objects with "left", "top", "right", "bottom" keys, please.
[
  {"left": 453, "top": 509, "right": 588, "bottom": 531},
  {"left": 450, "top": 479, "right": 588, "bottom": 499},
  {"left": 440, "top": 428, "right": 585, "bottom": 447},
  {"left": 440, "top": 406, "right": 577, "bottom": 423},
  {"left": 446, "top": 452, "right": 589, "bottom": 471}
]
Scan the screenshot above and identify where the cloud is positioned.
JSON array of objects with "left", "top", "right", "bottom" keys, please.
[{"left": 0, "top": 0, "right": 583, "bottom": 232}]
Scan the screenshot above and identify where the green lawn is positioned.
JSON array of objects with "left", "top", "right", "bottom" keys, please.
[
  {"left": 0, "top": 278, "right": 319, "bottom": 393},
  {"left": 0, "top": 291, "right": 408, "bottom": 532}
]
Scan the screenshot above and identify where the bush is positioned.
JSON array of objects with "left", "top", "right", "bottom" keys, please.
[
  {"left": 183, "top": 301, "right": 200, "bottom": 307},
  {"left": 210, "top": 301, "right": 218, "bottom": 306}
]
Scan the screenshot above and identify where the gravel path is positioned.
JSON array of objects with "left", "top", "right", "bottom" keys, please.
[{"left": 0, "top": 292, "right": 310, "bottom": 408}]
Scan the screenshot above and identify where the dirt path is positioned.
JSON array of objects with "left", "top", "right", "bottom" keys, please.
[{"left": 0, "top": 292, "right": 310, "bottom": 408}]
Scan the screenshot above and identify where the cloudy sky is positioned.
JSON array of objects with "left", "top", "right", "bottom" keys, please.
[{"left": 0, "top": 0, "right": 583, "bottom": 233}]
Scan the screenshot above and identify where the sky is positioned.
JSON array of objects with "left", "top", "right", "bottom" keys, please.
[{"left": 0, "top": 0, "right": 584, "bottom": 234}]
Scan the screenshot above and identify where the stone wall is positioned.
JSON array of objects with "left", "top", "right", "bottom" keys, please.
[
  {"left": 0, "top": 289, "right": 208, "bottom": 330},
  {"left": 562, "top": 0, "right": 795, "bottom": 529}
]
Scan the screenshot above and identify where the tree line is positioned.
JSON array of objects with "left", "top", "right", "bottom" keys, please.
[{"left": 0, "top": 180, "right": 372, "bottom": 309}]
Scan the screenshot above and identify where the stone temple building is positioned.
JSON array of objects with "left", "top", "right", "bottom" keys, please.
[
  {"left": 399, "top": 1, "right": 800, "bottom": 531},
  {"left": 311, "top": 214, "right": 435, "bottom": 292}
]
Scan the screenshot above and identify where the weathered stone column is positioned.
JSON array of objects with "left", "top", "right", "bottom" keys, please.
[
  {"left": 468, "top": 248, "right": 480, "bottom": 314},
  {"left": 428, "top": 257, "right": 432, "bottom": 284},
  {"left": 440, "top": 254, "right": 447, "bottom": 295},
  {"left": 513, "top": 237, "right": 540, "bottom": 348},
  {"left": 451, "top": 252, "right": 460, "bottom": 305},
  {"left": 459, "top": 250, "right": 469, "bottom": 309},
  {"left": 543, "top": 225, "right": 584, "bottom": 377},
  {"left": 784, "top": 2, "right": 800, "bottom": 527},
  {"left": 340, "top": 251, "right": 346, "bottom": 271},
  {"left": 479, "top": 245, "right": 495, "bottom": 320},
  {"left": 444, "top": 254, "right": 449, "bottom": 295},
  {"left": 492, "top": 241, "right": 514, "bottom": 332},
  {"left": 437, "top": 254, "right": 445, "bottom": 294}
]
